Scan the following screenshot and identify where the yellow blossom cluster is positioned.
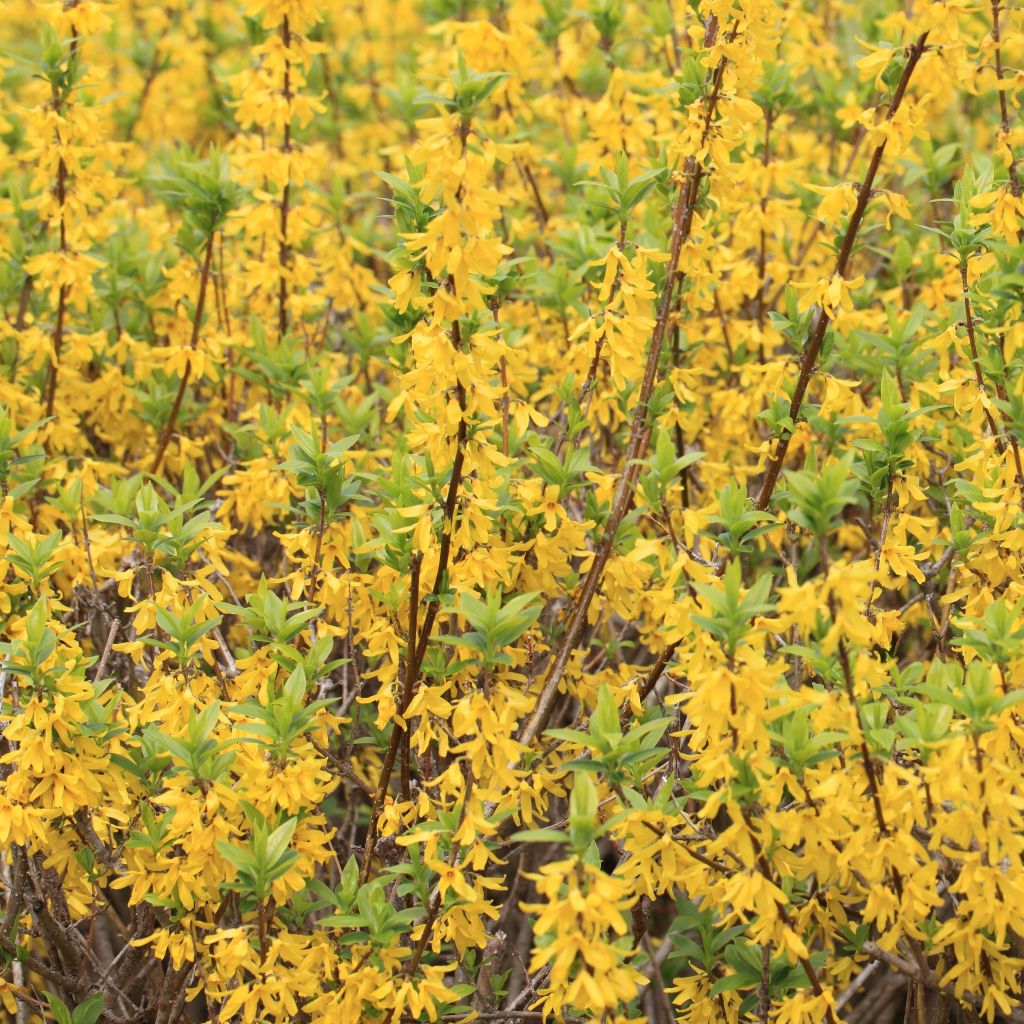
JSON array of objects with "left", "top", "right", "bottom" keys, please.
[{"left": 2, "top": 1, "right": 1024, "bottom": 1023}]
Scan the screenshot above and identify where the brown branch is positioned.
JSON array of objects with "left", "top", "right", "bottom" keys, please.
[
  {"left": 958, "top": 257, "right": 1005, "bottom": 453},
  {"left": 360, "top": 316, "right": 467, "bottom": 882},
  {"left": 150, "top": 234, "right": 216, "bottom": 475},
  {"left": 755, "top": 107, "right": 773, "bottom": 333},
  {"left": 517, "top": 18, "right": 732, "bottom": 748},
  {"left": 861, "top": 942, "right": 1024, "bottom": 1023},
  {"left": 401, "top": 553, "right": 422, "bottom": 802},
  {"left": 990, "top": 0, "right": 1021, "bottom": 197},
  {"left": 754, "top": 33, "right": 930, "bottom": 511},
  {"left": 277, "top": 14, "right": 293, "bottom": 338}
]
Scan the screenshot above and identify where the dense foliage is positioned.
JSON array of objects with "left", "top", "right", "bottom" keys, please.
[{"left": 2, "top": 1, "right": 1024, "bottom": 1022}]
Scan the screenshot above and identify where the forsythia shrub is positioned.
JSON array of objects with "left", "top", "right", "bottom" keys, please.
[{"left": 3, "top": 0, "right": 1024, "bottom": 1022}]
